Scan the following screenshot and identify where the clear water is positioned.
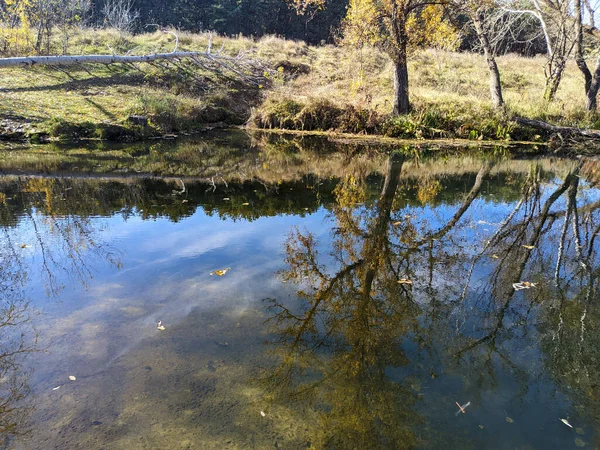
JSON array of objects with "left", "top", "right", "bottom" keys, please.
[{"left": 1, "top": 133, "right": 599, "bottom": 449}]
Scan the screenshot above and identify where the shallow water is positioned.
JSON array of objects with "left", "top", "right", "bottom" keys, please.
[{"left": 1, "top": 132, "right": 600, "bottom": 449}]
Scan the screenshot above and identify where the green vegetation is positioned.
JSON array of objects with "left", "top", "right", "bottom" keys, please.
[
  {"left": 0, "top": 27, "right": 595, "bottom": 147},
  {"left": 250, "top": 46, "right": 590, "bottom": 143},
  {"left": 0, "top": 30, "right": 269, "bottom": 142}
]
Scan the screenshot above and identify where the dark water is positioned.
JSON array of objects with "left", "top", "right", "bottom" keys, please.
[{"left": 1, "top": 132, "right": 599, "bottom": 449}]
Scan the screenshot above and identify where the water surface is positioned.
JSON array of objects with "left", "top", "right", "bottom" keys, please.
[{"left": 1, "top": 133, "right": 599, "bottom": 449}]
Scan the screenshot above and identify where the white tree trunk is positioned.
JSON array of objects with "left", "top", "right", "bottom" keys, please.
[{"left": 0, "top": 51, "right": 226, "bottom": 68}]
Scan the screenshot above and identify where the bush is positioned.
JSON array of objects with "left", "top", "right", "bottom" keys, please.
[
  {"left": 295, "top": 99, "right": 342, "bottom": 130},
  {"left": 47, "top": 119, "right": 97, "bottom": 141}
]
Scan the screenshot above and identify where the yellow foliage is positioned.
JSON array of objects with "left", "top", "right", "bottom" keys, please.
[
  {"left": 416, "top": 178, "right": 442, "bottom": 205},
  {"left": 334, "top": 175, "right": 367, "bottom": 208},
  {"left": 342, "top": 0, "right": 382, "bottom": 49},
  {"left": 407, "top": 5, "right": 460, "bottom": 52},
  {"left": 22, "top": 178, "right": 55, "bottom": 213},
  {"left": 343, "top": 2, "right": 459, "bottom": 54}
]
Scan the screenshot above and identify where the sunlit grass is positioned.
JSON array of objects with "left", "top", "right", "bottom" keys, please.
[{"left": 0, "top": 27, "right": 595, "bottom": 142}]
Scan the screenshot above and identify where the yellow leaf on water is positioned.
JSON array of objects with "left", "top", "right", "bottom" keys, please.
[
  {"left": 505, "top": 416, "right": 514, "bottom": 423},
  {"left": 492, "top": 254, "right": 499, "bottom": 259},
  {"left": 242, "top": 203, "right": 249, "bottom": 206},
  {"left": 210, "top": 267, "right": 231, "bottom": 276},
  {"left": 522, "top": 245, "right": 535, "bottom": 250},
  {"left": 69, "top": 376, "right": 76, "bottom": 381},
  {"left": 397, "top": 279, "right": 413, "bottom": 285}
]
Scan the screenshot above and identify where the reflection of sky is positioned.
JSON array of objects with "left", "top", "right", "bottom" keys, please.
[
  {"left": 17, "top": 207, "right": 336, "bottom": 389},
  {"left": 8, "top": 178, "right": 600, "bottom": 450}
]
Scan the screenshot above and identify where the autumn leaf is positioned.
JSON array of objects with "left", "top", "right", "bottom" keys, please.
[{"left": 210, "top": 267, "right": 231, "bottom": 276}]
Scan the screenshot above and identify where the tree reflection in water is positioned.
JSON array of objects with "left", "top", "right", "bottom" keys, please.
[
  {"left": 0, "top": 178, "right": 123, "bottom": 445},
  {"left": 265, "top": 156, "right": 600, "bottom": 448},
  {"left": 264, "top": 154, "right": 422, "bottom": 448}
]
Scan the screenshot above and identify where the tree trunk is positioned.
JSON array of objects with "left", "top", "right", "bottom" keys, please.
[
  {"left": 393, "top": 55, "right": 410, "bottom": 115},
  {"left": 473, "top": 12, "right": 504, "bottom": 109},
  {"left": 586, "top": 74, "right": 600, "bottom": 111},
  {"left": 543, "top": 63, "right": 565, "bottom": 102},
  {"left": 575, "top": 0, "right": 600, "bottom": 111}
]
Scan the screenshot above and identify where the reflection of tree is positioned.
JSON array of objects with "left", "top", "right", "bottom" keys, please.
[
  {"left": 0, "top": 226, "right": 36, "bottom": 445},
  {"left": 265, "top": 154, "right": 422, "bottom": 449},
  {"left": 266, "top": 155, "right": 600, "bottom": 446},
  {"left": 444, "top": 160, "right": 600, "bottom": 441},
  {"left": 0, "top": 177, "right": 129, "bottom": 443},
  {"left": 17, "top": 178, "right": 123, "bottom": 296}
]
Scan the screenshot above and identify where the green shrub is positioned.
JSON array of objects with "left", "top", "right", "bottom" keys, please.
[
  {"left": 295, "top": 99, "right": 342, "bottom": 131},
  {"left": 47, "top": 119, "right": 97, "bottom": 141}
]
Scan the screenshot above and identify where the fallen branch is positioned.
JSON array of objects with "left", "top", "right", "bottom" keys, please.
[
  {"left": 514, "top": 117, "right": 600, "bottom": 139},
  {"left": 0, "top": 50, "right": 272, "bottom": 86},
  {"left": 1, "top": 51, "right": 229, "bottom": 68}
]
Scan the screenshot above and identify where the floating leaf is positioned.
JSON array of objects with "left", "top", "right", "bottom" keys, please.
[
  {"left": 182, "top": 199, "right": 189, "bottom": 204},
  {"left": 522, "top": 245, "right": 535, "bottom": 250},
  {"left": 479, "top": 425, "right": 484, "bottom": 430},
  {"left": 505, "top": 416, "right": 514, "bottom": 424},
  {"left": 260, "top": 411, "right": 266, "bottom": 417},
  {"left": 513, "top": 281, "right": 536, "bottom": 291},
  {"left": 455, "top": 401, "right": 470, "bottom": 416},
  {"left": 561, "top": 418, "right": 573, "bottom": 428},
  {"left": 20, "top": 244, "right": 31, "bottom": 248},
  {"left": 223, "top": 198, "right": 230, "bottom": 201},
  {"left": 242, "top": 202, "right": 249, "bottom": 206},
  {"left": 157, "top": 320, "right": 166, "bottom": 331},
  {"left": 397, "top": 279, "right": 413, "bottom": 285},
  {"left": 69, "top": 375, "right": 76, "bottom": 381},
  {"left": 210, "top": 267, "right": 231, "bottom": 276},
  {"left": 52, "top": 386, "right": 61, "bottom": 391},
  {"left": 492, "top": 254, "right": 499, "bottom": 259},
  {"left": 393, "top": 221, "right": 402, "bottom": 226}
]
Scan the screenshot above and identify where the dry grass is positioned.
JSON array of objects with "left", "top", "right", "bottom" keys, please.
[
  {"left": 0, "top": 27, "right": 596, "bottom": 142},
  {"left": 252, "top": 44, "right": 596, "bottom": 139}
]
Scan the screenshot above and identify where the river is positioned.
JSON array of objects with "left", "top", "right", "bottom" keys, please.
[{"left": 0, "top": 131, "right": 598, "bottom": 449}]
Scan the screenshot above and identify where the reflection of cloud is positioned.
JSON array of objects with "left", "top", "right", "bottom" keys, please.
[
  {"left": 146, "top": 225, "right": 255, "bottom": 260},
  {"left": 33, "top": 211, "right": 323, "bottom": 382}
]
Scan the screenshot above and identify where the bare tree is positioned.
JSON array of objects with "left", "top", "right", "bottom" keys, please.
[
  {"left": 101, "top": 0, "right": 139, "bottom": 34},
  {"left": 453, "top": 1, "right": 507, "bottom": 109},
  {"left": 500, "top": 0, "right": 576, "bottom": 101},
  {"left": 574, "top": 0, "right": 600, "bottom": 110}
]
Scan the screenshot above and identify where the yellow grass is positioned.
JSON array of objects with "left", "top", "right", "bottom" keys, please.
[{"left": 0, "top": 27, "right": 596, "bottom": 142}]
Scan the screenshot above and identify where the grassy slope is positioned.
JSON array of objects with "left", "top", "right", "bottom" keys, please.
[
  {"left": 0, "top": 28, "right": 594, "bottom": 142},
  {"left": 251, "top": 45, "right": 593, "bottom": 141},
  {"left": 0, "top": 30, "right": 286, "bottom": 140}
]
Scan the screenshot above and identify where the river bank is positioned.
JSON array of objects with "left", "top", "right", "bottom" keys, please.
[{"left": 0, "top": 29, "right": 598, "bottom": 151}]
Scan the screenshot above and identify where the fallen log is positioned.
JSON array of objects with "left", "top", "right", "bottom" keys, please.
[
  {"left": 0, "top": 51, "right": 215, "bottom": 68},
  {"left": 0, "top": 49, "right": 271, "bottom": 86},
  {"left": 514, "top": 117, "right": 600, "bottom": 139}
]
